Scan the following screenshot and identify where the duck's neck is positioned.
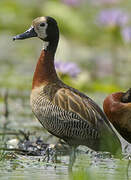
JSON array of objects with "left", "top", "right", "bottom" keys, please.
[
  {"left": 32, "top": 47, "right": 58, "bottom": 89},
  {"left": 44, "top": 39, "right": 58, "bottom": 54}
]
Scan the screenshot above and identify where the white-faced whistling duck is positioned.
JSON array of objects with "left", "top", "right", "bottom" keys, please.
[
  {"left": 13, "top": 16, "right": 122, "bottom": 163},
  {"left": 103, "top": 88, "right": 131, "bottom": 143}
]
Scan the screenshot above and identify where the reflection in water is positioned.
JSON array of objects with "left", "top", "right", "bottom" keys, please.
[{"left": 0, "top": 151, "right": 130, "bottom": 180}]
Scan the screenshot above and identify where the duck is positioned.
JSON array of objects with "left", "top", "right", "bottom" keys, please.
[
  {"left": 13, "top": 16, "right": 122, "bottom": 160},
  {"left": 103, "top": 88, "right": 131, "bottom": 143}
]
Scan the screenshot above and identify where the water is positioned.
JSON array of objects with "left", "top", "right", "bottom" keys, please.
[
  {"left": 0, "top": 151, "right": 130, "bottom": 180},
  {"left": 0, "top": 157, "right": 69, "bottom": 180}
]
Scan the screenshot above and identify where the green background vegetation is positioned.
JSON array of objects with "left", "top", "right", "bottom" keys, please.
[{"left": 0, "top": 0, "right": 131, "bottom": 93}]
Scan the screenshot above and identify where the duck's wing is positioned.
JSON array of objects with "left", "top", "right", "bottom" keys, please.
[
  {"left": 51, "top": 87, "right": 122, "bottom": 154},
  {"left": 52, "top": 87, "right": 121, "bottom": 139},
  {"left": 53, "top": 88, "right": 104, "bottom": 128},
  {"left": 84, "top": 96, "right": 113, "bottom": 128}
]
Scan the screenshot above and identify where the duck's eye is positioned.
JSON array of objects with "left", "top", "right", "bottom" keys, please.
[{"left": 40, "top": 23, "right": 45, "bottom": 27}]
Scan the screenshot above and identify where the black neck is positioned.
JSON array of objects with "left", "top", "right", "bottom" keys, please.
[{"left": 44, "top": 37, "right": 59, "bottom": 54}]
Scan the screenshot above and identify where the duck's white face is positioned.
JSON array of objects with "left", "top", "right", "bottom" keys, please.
[
  {"left": 13, "top": 16, "right": 59, "bottom": 51},
  {"left": 32, "top": 17, "right": 48, "bottom": 40}
]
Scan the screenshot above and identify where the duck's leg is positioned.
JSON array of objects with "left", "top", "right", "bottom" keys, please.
[{"left": 68, "top": 146, "right": 76, "bottom": 170}]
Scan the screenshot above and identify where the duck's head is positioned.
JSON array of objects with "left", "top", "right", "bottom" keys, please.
[{"left": 13, "top": 16, "right": 59, "bottom": 43}]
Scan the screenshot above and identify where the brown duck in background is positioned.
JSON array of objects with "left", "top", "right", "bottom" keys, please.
[
  {"left": 13, "top": 16, "right": 121, "bottom": 161},
  {"left": 103, "top": 88, "right": 131, "bottom": 143}
]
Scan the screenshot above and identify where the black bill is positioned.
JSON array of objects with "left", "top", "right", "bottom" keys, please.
[{"left": 13, "top": 26, "right": 37, "bottom": 41}]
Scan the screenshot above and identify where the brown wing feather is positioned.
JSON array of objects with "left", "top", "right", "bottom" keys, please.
[{"left": 52, "top": 88, "right": 98, "bottom": 126}]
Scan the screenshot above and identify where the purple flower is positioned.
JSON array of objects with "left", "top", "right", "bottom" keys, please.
[
  {"left": 121, "top": 27, "right": 131, "bottom": 43},
  {"left": 98, "top": 9, "right": 128, "bottom": 27},
  {"left": 55, "top": 61, "right": 80, "bottom": 77},
  {"left": 62, "top": 0, "right": 81, "bottom": 7}
]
